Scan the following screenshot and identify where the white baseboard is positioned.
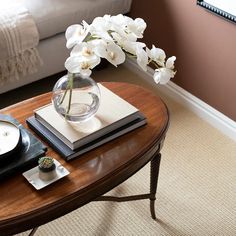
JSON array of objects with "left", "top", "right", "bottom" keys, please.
[{"left": 125, "top": 58, "right": 236, "bottom": 142}]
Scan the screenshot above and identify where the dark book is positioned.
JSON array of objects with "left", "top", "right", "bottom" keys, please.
[
  {"left": 26, "top": 114, "right": 147, "bottom": 161},
  {"left": 0, "top": 114, "right": 47, "bottom": 180}
]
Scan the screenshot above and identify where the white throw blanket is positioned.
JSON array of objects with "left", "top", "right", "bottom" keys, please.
[{"left": 0, "top": 4, "right": 42, "bottom": 85}]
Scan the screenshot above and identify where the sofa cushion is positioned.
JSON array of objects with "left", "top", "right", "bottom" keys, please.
[{"left": 22, "top": 0, "right": 132, "bottom": 40}]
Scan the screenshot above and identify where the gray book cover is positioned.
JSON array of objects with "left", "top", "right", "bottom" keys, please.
[{"left": 26, "top": 113, "right": 146, "bottom": 161}]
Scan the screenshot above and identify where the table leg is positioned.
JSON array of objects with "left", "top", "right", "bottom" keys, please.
[
  {"left": 150, "top": 153, "right": 161, "bottom": 219},
  {"left": 95, "top": 148, "right": 162, "bottom": 220},
  {"left": 28, "top": 227, "right": 38, "bottom": 236}
]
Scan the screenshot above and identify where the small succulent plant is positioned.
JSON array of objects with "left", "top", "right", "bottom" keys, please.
[{"left": 38, "top": 157, "right": 55, "bottom": 172}]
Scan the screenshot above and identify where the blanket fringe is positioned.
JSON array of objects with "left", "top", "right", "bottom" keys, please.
[{"left": 0, "top": 48, "right": 43, "bottom": 85}]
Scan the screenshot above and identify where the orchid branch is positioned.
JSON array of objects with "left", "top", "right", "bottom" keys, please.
[{"left": 66, "top": 73, "right": 73, "bottom": 114}]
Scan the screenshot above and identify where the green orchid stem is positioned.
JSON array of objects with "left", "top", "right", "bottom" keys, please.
[
  {"left": 59, "top": 84, "right": 69, "bottom": 105},
  {"left": 126, "top": 52, "right": 136, "bottom": 59},
  {"left": 59, "top": 73, "right": 74, "bottom": 117},
  {"left": 85, "top": 34, "right": 100, "bottom": 42},
  {"left": 150, "top": 60, "right": 160, "bottom": 69},
  {"left": 66, "top": 73, "right": 74, "bottom": 114},
  {"left": 125, "top": 52, "right": 160, "bottom": 70}
]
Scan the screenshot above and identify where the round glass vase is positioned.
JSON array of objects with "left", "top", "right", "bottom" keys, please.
[{"left": 52, "top": 73, "right": 100, "bottom": 123}]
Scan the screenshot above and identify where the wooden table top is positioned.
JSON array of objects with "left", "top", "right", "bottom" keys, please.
[{"left": 0, "top": 82, "right": 169, "bottom": 235}]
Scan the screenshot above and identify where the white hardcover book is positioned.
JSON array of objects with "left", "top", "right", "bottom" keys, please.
[{"left": 34, "top": 84, "right": 141, "bottom": 150}]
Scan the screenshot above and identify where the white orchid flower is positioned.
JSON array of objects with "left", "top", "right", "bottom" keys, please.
[
  {"left": 126, "top": 17, "right": 147, "bottom": 38},
  {"left": 96, "top": 42, "right": 126, "bottom": 67},
  {"left": 112, "top": 32, "right": 145, "bottom": 55},
  {"left": 110, "top": 14, "right": 128, "bottom": 27},
  {"left": 146, "top": 45, "right": 166, "bottom": 67},
  {"left": 128, "top": 41, "right": 146, "bottom": 55},
  {"left": 91, "top": 39, "right": 108, "bottom": 57},
  {"left": 165, "top": 56, "right": 176, "bottom": 70},
  {"left": 116, "top": 26, "right": 138, "bottom": 42},
  {"left": 71, "top": 42, "right": 96, "bottom": 58},
  {"left": 109, "top": 17, "right": 138, "bottom": 42},
  {"left": 110, "top": 15, "right": 146, "bottom": 40},
  {"left": 136, "top": 46, "right": 148, "bottom": 71},
  {"left": 91, "top": 14, "right": 112, "bottom": 28},
  {"left": 93, "top": 14, "right": 134, "bottom": 42},
  {"left": 111, "top": 32, "right": 132, "bottom": 52},
  {"left": 70, "top": 41, "right": 102, "bottom": 69},
  {"left": 65, "top": 22, "right": 89, "bottom": 49},
  {"left": 122, "top": 41, "right": 137, "bottom": 55},
  {"left": 90, "top": 17, "right": 108, "bottom": 32},
  {"left": 64, "top": 14, "right": 176, "bottom": 83},
  {"left": 65, "top": 55, "right": 101, "bottom": 77},
  {"left": 153, "top": 56, "right": 176, "bottom": 84},
  {"left": 89, "top": 15, "right": 114, "bottom": 41},
  {"left": 105, "top": 42, "right": 126, "bottom": 67}
]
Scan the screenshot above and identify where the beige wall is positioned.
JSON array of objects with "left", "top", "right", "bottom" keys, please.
[{"left": 130, "top": 0, "right": 236, "bottom": 121}]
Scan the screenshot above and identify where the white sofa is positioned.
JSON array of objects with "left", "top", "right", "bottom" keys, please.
[{"left": 0, "top": 0, "right": 132, "bottom": 94}]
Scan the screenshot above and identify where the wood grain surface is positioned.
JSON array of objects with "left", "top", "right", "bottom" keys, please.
[{"left": 0, "top": 82, "right": 169, "bottom": 235}]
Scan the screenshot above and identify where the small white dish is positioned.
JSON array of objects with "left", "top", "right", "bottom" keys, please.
[{"left": 22, "top": 159, "right": 69, "bottom": 190}]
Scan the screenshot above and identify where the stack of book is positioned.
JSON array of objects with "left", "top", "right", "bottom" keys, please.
[{"left": 26, "top": 84, "right": 146, "bottom": 161}]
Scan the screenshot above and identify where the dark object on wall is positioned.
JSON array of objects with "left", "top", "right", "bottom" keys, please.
[{"left": 197, "top": 0, "right": 236, "bottom": 24}]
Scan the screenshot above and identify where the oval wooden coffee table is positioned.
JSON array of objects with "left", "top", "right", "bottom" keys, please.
[{"left": 0, "top": 82, "right": 169, "bottom": 235}]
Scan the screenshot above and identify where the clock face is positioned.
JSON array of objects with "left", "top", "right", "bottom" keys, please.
[{"left": 0, "top": 121, "right": 21, "bottom": 155}]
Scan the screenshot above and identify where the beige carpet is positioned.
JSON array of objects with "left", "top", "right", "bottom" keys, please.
[{"left": 18, "top": 65, "right": 236, "bottom": 236}]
